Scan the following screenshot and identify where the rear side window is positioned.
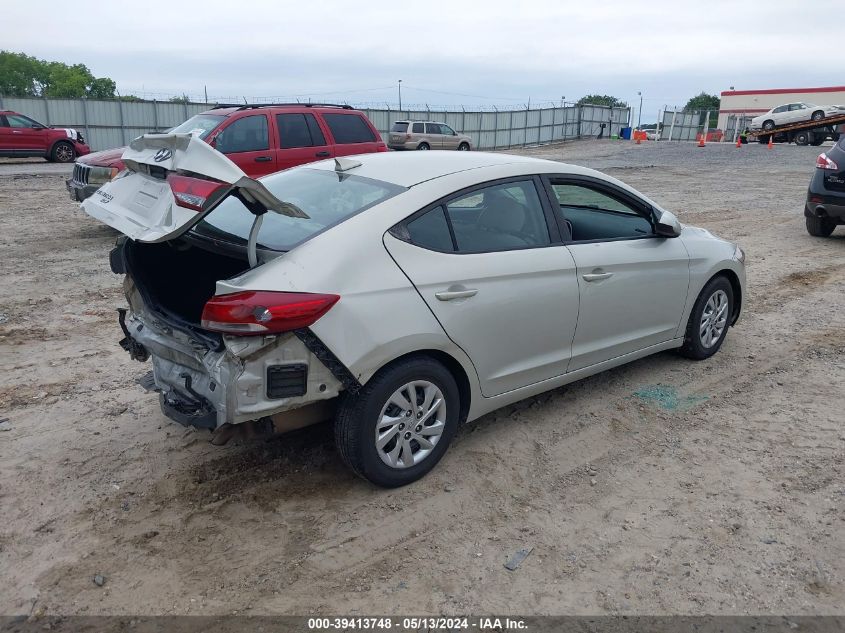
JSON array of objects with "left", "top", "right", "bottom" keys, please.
[
  {"left": 411, "top": 122, "right": 424, "bottom": 133},
  {"left": 322, "top": 113, "right": 377, "bottom": 144},
  {"left": 401, "top": 180, "right": 551, "bottom": 253},
  {"left": 391, "top": 122, "right": 409, "bottom": 133},
  {"left": 215, "top": 115, "right": 269, "bottom": 153},
  {"left": 406, "top": 206, "right": 453, "bottom": 252},
  {"left": 276, "top": 113, "right": 326, "bottom": 149}
]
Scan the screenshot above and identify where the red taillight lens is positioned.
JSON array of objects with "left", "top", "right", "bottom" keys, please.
[
  {"left": 201, "top": 291, "right": 340, "bottom": 335},
  {"left": 816, "top": 153, "right": 839, "bottom": 170},
  {"left": 167, "top": 173, "right": 228, "bottom": 211}
]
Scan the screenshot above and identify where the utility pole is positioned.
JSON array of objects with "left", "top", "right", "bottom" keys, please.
[
  {"left": 204, "top": 85, "right": 208, "bottom": 103},
  {"left": 398, "top": 79, "right": 402, "bottom": 111},
  {"left": 637, "top": 91, "right": 643, "bottom": 129}
]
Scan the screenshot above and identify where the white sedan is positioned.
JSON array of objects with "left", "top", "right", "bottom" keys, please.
[
  {"left": 83, "top": 134, "right": 746, "bottom": 487},
  {"left": 751, "top": 102, "right": 845, "bottom": 131}
]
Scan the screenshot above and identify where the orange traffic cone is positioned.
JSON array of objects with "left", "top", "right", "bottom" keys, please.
[
  {"left": 698, "top": 134, "right": 705, "bottom": 148},
  {"left": 767, "top": 135, "right": 774, "bottom": 149},
  {"left": 736, "top": 136, "right": 742, "bottom": 148}
]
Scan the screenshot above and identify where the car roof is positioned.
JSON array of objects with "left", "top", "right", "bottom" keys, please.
[
  {"left": 201, "top": 104, "right": 363, "bottom": 116},
  {"left": 304, "top": 151, "right": 593, "bottom": 188}
]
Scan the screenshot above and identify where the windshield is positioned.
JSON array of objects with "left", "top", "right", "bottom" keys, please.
[
  {"left": 169, "top": 114, "right": 225, "bottom": 139},
  {"left": 192, "top": 169, "right": 405, "bottom": 251}
]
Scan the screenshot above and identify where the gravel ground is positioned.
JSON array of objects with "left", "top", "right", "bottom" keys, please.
[{"left": 0, "top": 140, "right": 843, "bottom": 617}]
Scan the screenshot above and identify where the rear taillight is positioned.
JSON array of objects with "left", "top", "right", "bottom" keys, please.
[
  {"left": 167, "top": 173, "right": 228, "bottom": 211},
  {"left": 816, "top": 153, "right": 839, "bottom": 170},
  {"left": 201, "top": 291, "right": 340, "bottom": 335}
]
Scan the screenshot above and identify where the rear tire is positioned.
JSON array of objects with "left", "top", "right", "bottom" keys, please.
[
  {"left": 51, "top": 141, "right": 76, "bottom": 163},
  {"left": 794, "top": 131, "right": 809, "bottom": 146},
  {"left": 417, "top": 143, "right": 430, "bottom": 150},
  {"left": 806, "top": 214, "right": 836, "bottom": 237},
  {"left": 679, "top": 276, "right": 734, "bottom": 361},
  {"left": 334, "top": 357, "right": 459, "bottom": 487}
]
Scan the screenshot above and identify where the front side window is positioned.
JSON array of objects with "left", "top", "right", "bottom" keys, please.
[
  {"left": 276, "top": 113, "right": 325, "bottom": 149},
  {"left": 551, "top": 181, "right": 652, "bottom": 241},
  {"left": 440, "top": 124, "right": 456, "bottom": 135},
  {"left": 214, "top": 115, "right": 269, "bottom": 153},
  {"left": 322, "top": 113, "right": 377, "bottom": 144},
  {"left": 7, "top": 114, "right": 42, "bottom": 128},
  {"left": 192, "top": 169, "right": 404, "bottom": 252}
]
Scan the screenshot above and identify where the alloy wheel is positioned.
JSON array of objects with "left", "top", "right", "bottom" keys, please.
[
  {"left": 375, "top": 381, "right": 446, "bottom": 469},
  {"left": 699, "top": 289, "right": 729, "bottom": 348},
  {"left": 55, "top": 144, "right": 74, "bottom": 162}
]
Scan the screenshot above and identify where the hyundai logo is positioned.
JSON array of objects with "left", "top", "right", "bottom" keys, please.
[{"left": 153, "top": 148, "right": 173, "bottom": 162}]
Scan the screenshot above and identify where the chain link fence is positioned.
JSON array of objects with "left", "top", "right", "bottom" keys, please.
[{"left": 0, "top": 95, "right": 630, "bottom": 152}]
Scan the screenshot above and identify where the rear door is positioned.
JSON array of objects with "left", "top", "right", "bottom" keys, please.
[
  {"left": 274, "top": 112, "right": 334, "bottom": 170},
  {"left": 384, "top": 177, "right": 580, "bottom": 396},
  {"left": 424, "top": 123, "right": 443, "bottom": 149},
  {"left": 211, "top": 113, "right": 277, "bottom": 176},
  {"left": 546, "top": 177, "right": 690, "bottom": 371},
  {"left": 321, "top": 112, "right": 381, "bottom": 157},
  {"left": 81, "top": 132, "right": 306, "bottom": 243},
  {"left": 5, "top": 113, "right": 48, "bottom": 153}
]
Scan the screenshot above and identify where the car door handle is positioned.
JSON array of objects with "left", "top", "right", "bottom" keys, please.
[
  {"left": 315, "top": 150, "right": 331, "bottom": 157},
  {"left": 582, "top": 272, "right": 613, "bottom": 282},
  {"left": 435, "top": 288, "right": 478, "bottom": 301},
  {"left": 254, "top": 156, "right": 272, "bottom": 162}
]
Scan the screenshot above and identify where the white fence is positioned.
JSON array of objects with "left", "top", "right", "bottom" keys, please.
[{"left": 0, "top": 96, "right": 631, "bottom": 152}]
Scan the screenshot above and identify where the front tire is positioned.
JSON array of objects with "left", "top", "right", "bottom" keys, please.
[
  {"left": 806, "top": 214, "right": 836, "bottom": 237},
  {"left": 811, "top": 110, "right": 825, "bottom": 122},
  {"left": 458, "top": 142, "right": 470, "bottom": 151},
  {"left": 51, "top": 141, "right": 76, "bottom": 163},
  {"left": 334, "top": 357, "right": 459, "bottom": 487},
  {"left": 679, "top": 276, "right": 734, "bottom": 360},
  {"left": 763, "top": 120, "right": 775, "bottom": 131}
]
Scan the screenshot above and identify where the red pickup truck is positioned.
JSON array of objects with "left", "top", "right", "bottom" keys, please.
[
  {"left": 66, "top": 103, "right": 386, "bottom": 201},
  {"left": 0, "top": 111, "right": 91, "bottom": 163}
]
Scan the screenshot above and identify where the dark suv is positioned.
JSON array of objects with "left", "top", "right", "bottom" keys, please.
[
  {"left": 806, "top": 136, "right": 845, "bottom": 236},
  {"left": 66, "top": 104, "right": 386, "bottom": 201}
]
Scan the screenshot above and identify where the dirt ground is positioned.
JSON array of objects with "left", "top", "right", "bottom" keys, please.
[{"left": 1, "top": 140, "right": 843, "bottom": 617}]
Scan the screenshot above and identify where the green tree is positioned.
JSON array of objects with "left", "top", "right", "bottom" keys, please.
[
  {"left": 0, "top": 50, "right": 117, "bottom": 98},
  {"left": 683, "top": 92, "right": 720, "bottom": 112},
  {"left": 169, "top": 94, "right": 191, "bottom": 104},
  {"left": 683, "top": 92, "right": 720, "bottom": 128},
  {"left": 576, "top": 94, "right": 627, "bottom": 108}
]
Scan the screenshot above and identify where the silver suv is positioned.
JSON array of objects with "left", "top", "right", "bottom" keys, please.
[{"left": 388, "top": 120, "right": 473, "bottom": 151}]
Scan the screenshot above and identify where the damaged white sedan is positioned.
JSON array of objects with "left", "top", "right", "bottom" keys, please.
[{"left": 83, "top": 133, "right": 745, "bottom": 487}]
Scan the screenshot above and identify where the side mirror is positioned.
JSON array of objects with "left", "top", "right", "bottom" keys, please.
[{"left": 655, "top": 210, "right": 683, "bottom": 238}]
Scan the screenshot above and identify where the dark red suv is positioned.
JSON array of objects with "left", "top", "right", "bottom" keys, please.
[
  {"left": 67, "top": 104, "right": 386, "bottom": 201},
  {"left": 0, "top": 111, "right": 91, "bottom": 163}
]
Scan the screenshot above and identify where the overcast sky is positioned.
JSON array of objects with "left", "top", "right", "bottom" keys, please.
[{"left": 3, "top": 0, "right": 839, "bottom": 116}]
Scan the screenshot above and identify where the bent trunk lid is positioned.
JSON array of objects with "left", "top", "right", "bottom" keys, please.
[{"left": 82, "top": 132, "right": 307, "bottom": 243}]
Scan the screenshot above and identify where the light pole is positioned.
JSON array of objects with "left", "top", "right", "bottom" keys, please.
[
  {"left": 398, "top": 80, "right": 402, "bottom": 111},
  {"left": 637, "top": 91, "right": 643, "bottom": 129}
]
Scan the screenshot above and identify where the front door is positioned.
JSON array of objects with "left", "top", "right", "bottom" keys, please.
[
  {"left": 212, "top": 113, "right": 277, "bottom": 177},
  {"left": 424, "top": 122, "right": 444, "bottom": 149},
  {"left": 546, "top": 177, "right": 690, "bottom": 371},
  {"left": 384, "top": 177, "right": 580, "bottom": 396},
  {"left": 5, "top": 113, "right": 47, "bottom": 154},
  {"left": 439, "top": 123, "right": 460, "bottom": 150}
]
